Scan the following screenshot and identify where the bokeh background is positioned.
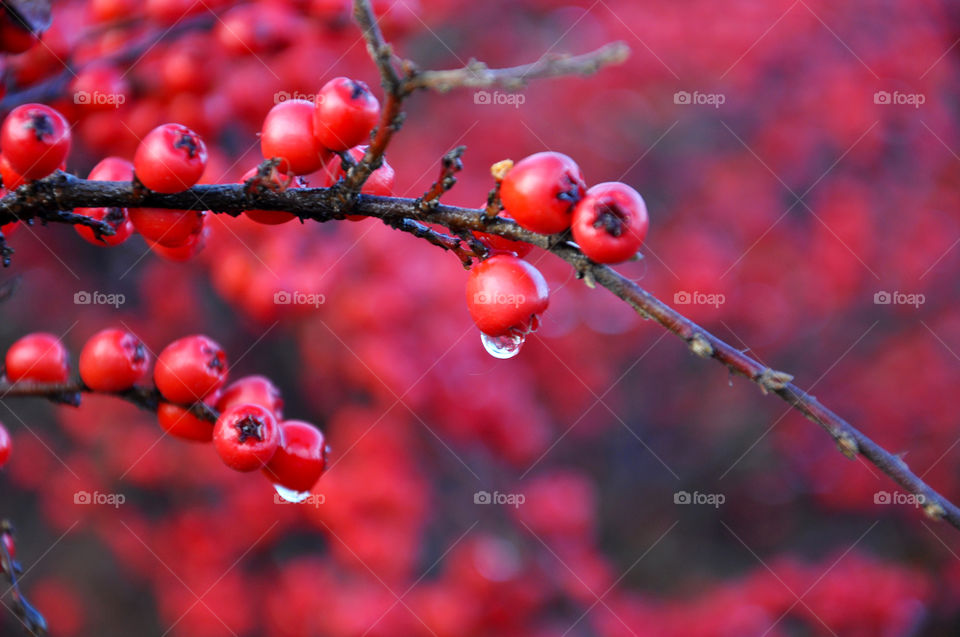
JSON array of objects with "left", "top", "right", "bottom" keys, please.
[{"left": 1, "top": 0, "right": 960, "bottom": 635}]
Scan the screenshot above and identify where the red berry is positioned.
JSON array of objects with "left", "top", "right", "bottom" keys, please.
[
  {"left": 262, "top": 420, "right": 326, "bottom": 491},
  {"left": 465, "top": 254, "right": 549, "bottom": 337},
  {"left": 76, "top": 157, "right": 136, "bottom": 246},
  {"left": 1, "top": 531, "right": 14, "bottom": 559},
  {"left": 129, "top": 207, "right": 205, "bottom": 247},
  {"left": 214, "top": 403, "right": 280, "bottom": 471},
  {"left": 5, "top": 333, "right": 70, "bottom": 383},
  {"left": 148, "top": 225, "right": 209, "bottom": 261},
  {"left": 500, "top": 152, "right": 586, "bottom": 234},
  {"left": 156, "top": 394, "right": 217, "bottom": 442},
  {"left": 0, "top": 422, "right": 10, "bottom": 469},
  {"left": 571, "top": 182, "right": 649, "bottom": 264},
  {"left": 0, "top": 153, "right": 26, "bottom": 190},
  {"left": 133, "top": 123, "right": 207, "bottom": 193},
  {"left": 261, "top": 99, "right": 331, "bottom": 175},
  {"left": 79, "top": 328, "right": 150, "bottom": 392},
  {"left": 313, "top": 77, "right": 380, "bottom": 152},
  {"left": 474, "top": 211, "right": 533, "bottom": 257},
  {"left": 241, "top": 167, "right": 303, "bottom": 225},
  {"left": 217, "top": 375, "right": 284, "bottom": 419},
  {"left": 69, "top": 63, "right": 128, "bottom": 111},
  {"left": 154, "top": 335, "right": 227, "bottom": 404},
  {"left": 0, "top": 104, "right": 71, "bottom": 180},
  {"left": 323, "top": 145, "right": 395, "bottom": 196}
]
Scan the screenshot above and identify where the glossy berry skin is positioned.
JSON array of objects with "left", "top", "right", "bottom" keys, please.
[
  {"left": 313, "top": 77, "right": 380, "bottom": 152},
  {"left": 0, "top": 422, "right": 10, "bottom": 469},
  {"left": 76, "top": 157, "right": 136, "bottom": 246},
  {"left": 154, "top": 335, "right": 227, "bottom": 404},
  {"left": 129, "top": 207, "right": 205, "bottom": 247},
  {"left": 240, "top": 168, "right": 303, "bottom": 225},
  {"left": 0, "top": 104, "right": 71, "bottom": 180},
  {"left": 500, "top": 152, "right": 586, "bottom": 234},
  {"left": 79, "top": 329, "right": 150, "bottom": 392},
  {"left": 0, "top": 153, "right": 26, "bottom": 189},
  {"left": 261, "top": 99, "right": 330, "bottom": 175},
  {"left": 263, "top": 420, "right": 326, "bottom": 491},
  {"left": 571, "top": 182, "right": 649, "bottom": 264},
  {"left": 5, "top": 333, "right": 70, "bottom": 383},
  {"left": 133, "top": 123, "right": 207, "bottom": 193},
  {"left": 217, "top": 375, "right": 284, "bottom": 419},
  {"left": 214, "top": 403, "right": 280, "bottom": 472},
  {"left": 465, "top": 254, "right": 549, "bottom": 337},
  {"left": 157, "top": 396, "right": 216, "bottom": 442}
]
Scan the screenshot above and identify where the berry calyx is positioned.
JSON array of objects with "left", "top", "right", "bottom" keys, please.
[
  {"left": 261, "top": 99, "right": 331, "bottom": 175},
  {"left": 262, "top": 420, "right": 327, "bottom": 492},
  {"left": 313, "top": 77, "right": 380, "bottom": 152},
  {"left": 133, "top": 123, "right": 207, "bottom": 193},
  {"left": 154, "top": 335, "right": 227, "bottom": 404},
  {"left": 5, "top": 333, "right": 70, "bottom": 383},
  {"left": 0, "top": 104, "right": 71, "bottom": 180},
  {"left": 465, "top": 254, "right": 549, "bottom": 337},
  {"left": 571, "top": 182, "right": 649, "bottom": 264},
  {"left": 79, "top": 328, "right": 150, "bottom": 392},
  {"left": 500, "top": 151, "right": 586, "bottom": 234},
  {"left": 217, "top": 375, "right": 284, "bottom": 419},
  {"left": 0, "top": 422, "right": 10, "bottom": 469},
  {"left": 214, "top": 403, "right": 280, "bottom": 471}
]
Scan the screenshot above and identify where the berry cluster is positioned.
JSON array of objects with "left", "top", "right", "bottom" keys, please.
[
  {"left": 1, "top": 332, "right": 328, "bottom": 496},
  {"left": 464, "top": 151, "right": 650, "bottom": 356}
]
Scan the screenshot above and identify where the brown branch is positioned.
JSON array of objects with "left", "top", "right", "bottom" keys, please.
[
  {"left": 416, "top": 146, "right": 465, "bottom": 213},
  {"left": 404, "top": 41, "right": 631, "bottom": 93},
  {"left": 1, "top": 176, "right": 953, "bottom": 528}
]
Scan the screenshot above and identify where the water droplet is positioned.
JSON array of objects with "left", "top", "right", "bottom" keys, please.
[
  {"left": 274, "top": 483, "right": 311, "bottom": 503},
  {"left": 481, "top": 331, "right": 524, "bottom": 359}
]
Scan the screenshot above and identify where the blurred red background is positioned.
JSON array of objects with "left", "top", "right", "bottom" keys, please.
[{"left": 2, "top": 0, "right": 960, "bottom": 635}]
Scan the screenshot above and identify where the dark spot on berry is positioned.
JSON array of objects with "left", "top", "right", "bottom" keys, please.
[
  {"left": 592, "top": 201, "right": 627, "bottom": 237},
  {"left": 174, "top": 133, "right": 200, "bottom": 158},
  {"left": 25, "top": 112, "right": 55, "bottom": 142},
  {"left": 234, "top": 415, "right": 265, "bottom": 443},
  {"left": 348, "top": 79, "right": 369, "bottom": 101}
]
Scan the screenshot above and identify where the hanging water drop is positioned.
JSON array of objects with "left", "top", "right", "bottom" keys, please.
[
  {"left": 273, "top": 483, "right": 311, "bottom": 503},
  {"left": 481, "top": 331, "right": 524, "bottom": 359}
]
